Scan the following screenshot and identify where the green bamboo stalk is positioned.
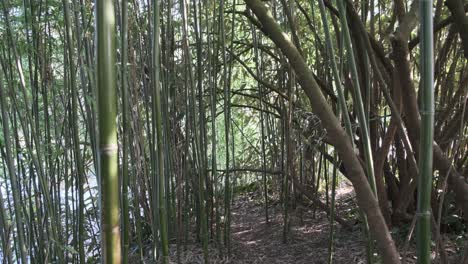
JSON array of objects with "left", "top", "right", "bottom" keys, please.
[
  {"left": 316, "top": 0, "right": 353, "bottom": 142},
  {"left": 225, "top": 0, "right": 237, "bottom": 254},
  {"left": 120, "top": 0, "right": 130, "bottom": 262},
  {"left": 325, "top": 149, "right": 330, "bottom": 208},
  {"left": 149, "top": 0, "right": 160, "bottom": 256},
  {"left": 328, "top": 153, "right": 339, "bottom": 264},
  {"left": 151, "top": 0, "right": 169, "bottom": 262},
  {"left": 230, "top": 119, "right": 236, "bottom": 204},
  {"left": 283, "top": 68, "right": 295, "bottom": 243},
  {"left": 96, "top": 0, "right": 122, "bottom": 262},
  {"left": 160, "top": 23, "right": 175, "bottom": 244},
  {"left": 251, "top": 20, "right": 269, "bottom": 224},
  {"left": 180, "top": 0, "right": 193, "bottom": 253},
  {"left": 336, "top": 0, "right": 377, "bottom": 196},
  {"left": 313, "top": 149, "right": 323, "bottom": 218},
  {"left": 63, "top": 98, "right": 71, "bottom": 263},
  {"left": 162, "top": 0, "right": 175, "bottom": 237},
  {"left": 211, "top": 2, "right": 224, "bottom": 254},
  {"left": 203, "top": 0, "right": 216, "bottom": 242},
  {"left": 416, "top": 0, "right": 434, "bottom": 263},
  {"left": 192, "top": 0, "right": 209, "bottom": 261},
  {"left": 336, "top": 1, "right": 378, "bottom": 262},
  {"left": 209, "top": 0, "right": 221, "bottom": 251},
  {"left": 220, "top": 0, "right": 232, "bottom": 254}
]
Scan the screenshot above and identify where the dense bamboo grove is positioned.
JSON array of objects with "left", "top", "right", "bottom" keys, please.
[{"left": 0, "top": 0, "right": 467, "bottom": 263}]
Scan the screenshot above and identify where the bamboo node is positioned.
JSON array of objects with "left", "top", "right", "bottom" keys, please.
[
  {"left": 100, "top": 144, "right": 118, "bottom": 153},
  {"left": 415, "top": 211, "right": 431, "bottom": 217}
]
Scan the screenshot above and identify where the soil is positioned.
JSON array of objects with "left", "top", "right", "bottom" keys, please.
[
  {"left": 169, "top": 185, "right": 370, "bottom": 264},
  {"left": 137, "top": 184, "right": 463, "bottom": 263},
  {"left": 226, "top": 193, "right": 365, "bottom": 263}
]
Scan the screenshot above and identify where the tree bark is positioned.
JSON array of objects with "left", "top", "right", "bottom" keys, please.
[{"left": 445, "top": 0, "right": 468, "bottom": 58}]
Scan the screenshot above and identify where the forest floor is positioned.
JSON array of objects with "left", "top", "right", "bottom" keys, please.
[
  {"left": 137, "top": 183, "right": 463, "bottom": 263},
  {"left": 224, "top": 186, "right": 366, "bottom": 263},
  {"left": 169, "top": 184, "right": 373, "bottom": 264}
]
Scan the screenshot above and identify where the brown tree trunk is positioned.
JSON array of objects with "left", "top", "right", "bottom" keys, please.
[
  {"left": 445, "top": 0, "right": 468, "bottom": 58},
  {"left": 374, "top": 70, "right": 403, "bottom": 226}
]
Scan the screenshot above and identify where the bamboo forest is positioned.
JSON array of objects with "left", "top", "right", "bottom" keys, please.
[{"left": 0, "top": 0, "right": 467, "bottom": 263}]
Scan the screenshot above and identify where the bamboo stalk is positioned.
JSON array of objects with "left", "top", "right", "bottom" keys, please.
[
  {"left": 416, "top": 0, "right": 435, "bottom": 262},
  {"left": 96, "top": 0, "right": 122, "bottom": 261},
  {"left": 120, "top": 0, "right": 130, "bottom": 262},
  {"left": 251, "top": 18, "right": 269, "bottom": 224},
  {"left": 336, "top": 1, "right": 378, "bottom": 261},
  {"left": 317, "top": 0, "right": 354, "bottom": 144},
  {"left": 191, "top": 0, "right": 209, "bottom": 261},
  {"left": 151, "top": 0, "right": 169, "bottom": 262}
]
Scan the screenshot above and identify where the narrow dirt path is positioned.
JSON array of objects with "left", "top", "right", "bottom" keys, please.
[
  {"left": 227, "top": 191, "right": 366, "bottom": 264},
  {"left": 168, "top": 186, "right": 370, "bottom": 263}
]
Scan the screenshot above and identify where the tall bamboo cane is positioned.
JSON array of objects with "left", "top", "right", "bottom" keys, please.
[
  {"left": 97, "top": 0, "right": 121, "bottom": 262},
  {"left": 336, "top": 1, "right": 378, "bottom": 262},
  {"left": 317, "top": 0, "right": 354, "bottom": 143},
  {"left": 416, "top": 0, "right": 434, "bottom": 263},
  {"left": 191, "top": 1, "right": 209, "bottom": 261},
  {"left": 336, "top": 0, "right": 377, "bottom": 197},
  {"left": 251, "top": 17, "right": 269, "bottom": 224},
  {"left": 120, "top": 0, "right": 130, "bottom": 262},
  {"left": 152, "top": 0, "right": 169, "bottom": 262},
  {"left": 220, "top": 0, "right": 232, "bottom": 254}
]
